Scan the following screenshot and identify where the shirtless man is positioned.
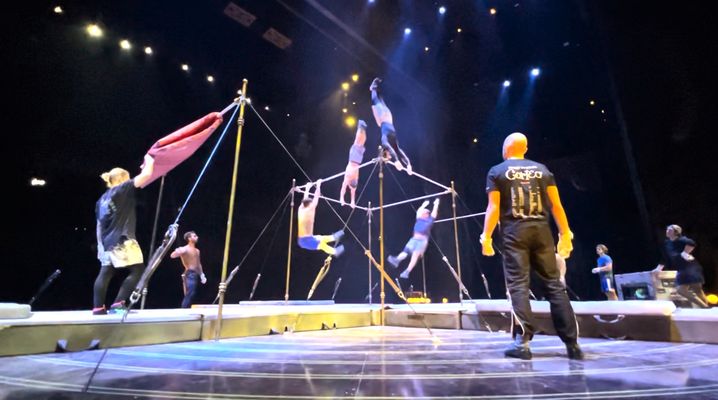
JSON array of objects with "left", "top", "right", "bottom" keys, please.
[
  {"left": 297, "top": 179, "right": 345, "bottom": 257},
  {"left": 340, "top": 120, "right": 367, "bottom": 209},
  {"left": 171, "top": 231, "right": 207, "bottom": 308}
]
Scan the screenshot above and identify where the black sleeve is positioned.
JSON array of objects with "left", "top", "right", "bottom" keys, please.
[
  {"left": 682, "top": 236, "right": 696, "bottom": 247},
  {"left": 543, "top": 164, "right": 556, "bottom": 187},
  {"left": 485, "top": 167, "right": 498, "bottom": 193}
]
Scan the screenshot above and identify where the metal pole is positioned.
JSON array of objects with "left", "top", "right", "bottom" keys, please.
[
  {"left": 421, "top": 257, "right": 427, "bottom": 299},
  {"left": 143, "top": 175, "right": 166, "bottom": 310},
  {"left": 379, "top": 149, "right": 385, "bottom": 325},
  {"left": 367, "top": 201, "right": 372, "bottom": 305},
  {"left": 285, "top": 179, "right": 296, "bottom": 303},
  {"left": 451, "top": 181, "right": 463, "bottom": 305},
  {"left": 215, "top": 79, "right": 249, "bottom": 340}
]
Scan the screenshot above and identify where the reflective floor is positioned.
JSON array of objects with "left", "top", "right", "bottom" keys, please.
[{"left": 1, "top": 326, "right": 717, "bottom": 399}]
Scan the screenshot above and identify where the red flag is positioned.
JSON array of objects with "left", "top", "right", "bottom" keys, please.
[{"left": 140, "top": 112, "right": 224, "bottom": 188}]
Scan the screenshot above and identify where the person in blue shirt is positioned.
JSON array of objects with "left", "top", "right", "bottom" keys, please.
[
  {"left": 592, "top": 244, "right": 618, "bottom": 300},
  {"left": 388, "top": 198, "right": 439, "bottom": 279}
]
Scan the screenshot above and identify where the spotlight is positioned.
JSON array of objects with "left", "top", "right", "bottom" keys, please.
[
  {"left": 207, "top": 75, "right": 214, "bottom": 83},
  {"left": 424, "top": 46, "right": 429, "bottom": 52},
  {"left": 530, "top": 68, "right": 540, "bottom": 77},
  {"left": 439, "top": 6, "right": 446, "bottom": 15},
  {"left": 181, "top": 64, "right": 189, "bottom": 71},
  {"left": 53, "top": 6, "right": 63, "bottom": 14},
  {"left": 442, "top": 298, "right": 448, "bottom": 303},
  {"left": 341, "top": 82, "right": 350, "bottom": 91},
  {"left": 404, "top": 27, "right": 412, "bottom": 35},
  {"left": 86, "top": 24, "right": 103, "bottom": 38},
  {"left": 503, "top": 80, "right": 511, "bottom": 87},
  {"left": 264, "top": 106, "right": 270, "bottom": 111},
  {"left": 351, "top": 74, "right": 359, "bottom": 82},
  {"left": 490, "top": 8, "right": 497, "bottom": 15},
  {"left": 342, "top": 108, "right": 348, "bottom": 113},
  {"left": 144, "top": 46, "right": 153, "bottom": 55},
  {"left": 30, "top": 177, "right": 46, "bottom": 187},
  {"left": 707, "top": 293, "right": 718, "bottom": 305},
  {"left": 457, "top": 27, "right": 462, "bottom": 33},
  {"left": 119, "top": 39, "right": 132, "bottom": 50},
  {"left": 472, "top": 138, "right": 478, "bottom": 144},
  {"left": 345, "top": 116, "right": 357, "bottom": 128},
  {"left": 589, "top": 99, "right": 596, "bottom": 106}
]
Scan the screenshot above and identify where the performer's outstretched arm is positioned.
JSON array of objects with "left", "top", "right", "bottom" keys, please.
[{"left": 133, "top": 154, "right": 155, "bottom": 188}]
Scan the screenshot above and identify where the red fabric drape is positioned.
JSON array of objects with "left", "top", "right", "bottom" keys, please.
[{"left": 140, "top": 112, "right": 223, "bottom": 188}]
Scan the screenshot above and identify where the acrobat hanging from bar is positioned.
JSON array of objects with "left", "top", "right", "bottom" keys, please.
[
  {"left": 370, "top": 78, "right": 412, "bottom": 174},
  {"left": 297, "top": 179, "right": 345, "bottom": 257},
  {"left": 388, "top": 198, "right": 440, "bottom": 279}
]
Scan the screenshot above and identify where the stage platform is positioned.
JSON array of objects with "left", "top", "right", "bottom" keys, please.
[
  {"left": 2, "top": 326, "right": 718, "bottom": 399},
  {"left": 1, "top": 300, "right": 716, "bottom": 358}
]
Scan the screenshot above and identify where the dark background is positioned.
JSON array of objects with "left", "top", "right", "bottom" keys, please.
[{"left": 5, "top": 0, "right": 716, "bottom": 310}]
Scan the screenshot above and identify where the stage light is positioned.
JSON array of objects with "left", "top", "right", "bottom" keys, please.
[
  {"left": 352, "top": 101, "right": 356, "bottom": 105},
  {"left": 345, "top": 116, "right": 357, "bottom": 128},
  {"left": 119, "top": 39, "right": 132, "bottom": 50},
  {"left": 424, "top": 46, "right": 429, "bottom": 52},
  {"left": 490, "top": 8, "right": 497, "bottom": 15},
  {"left": 601, "top": 109, "right": 605, "bottom": 114},
  {"left": 206, "top": 75, "right": 214, "bottom": 83},
  {"left": 264, "top": 106, "right": 270, "bottom": 111},
  {"left": 472, "top": 138, "right": 478, "bottom": 143},
  {"left": 457, "top": 27, "right": 462, "bottom": 33},
  {"left": 53, "top": 6, "right": 63, "bottom": 14},
  {"left": 342, "top": 108, "right": 348, "bottom": 113},
  {"left": 351, "top": 74, "right": 359, "bottom": 82},
  {"left": 404, "top": 27, "right": 412, "bottom": 35},
  {"left": 442, "top": 297, "right": 448, "bottom": 303},
  {"left": 503, "top": 80, "right": 511, "bottom": 87},
  {"left": 589, "top": 99, "right": 596, "bottom": 106},
  {"left": 144, "top": 46, "right": 153, "bottom": 55},
  {"left": 530, "top": 68, "right": 540, "bottom": 77},
  {"left": 439, "top": 6, "right": 446, "bottom": 15},
  {"left": 30, "top": 177, "right": 46, "bottom": 187},
  {"left": 181, "top": 64, "right": 189, "bottom": 71},
  {"left": 286, "top": 113, "right": 291, "bottom": 117},
  {"left": 86, "top": 24, "right": 103, "bottom": 38},
  {"left": 341, "top": 82, "right": 350, "bottom": 91},
  {"left": 707, "top": 294, "right": 717, "bottom": 305}
]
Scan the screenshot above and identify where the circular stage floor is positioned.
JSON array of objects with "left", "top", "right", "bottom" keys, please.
[{"left": 1, "top": 326, "right": 717, "bottom": 399}]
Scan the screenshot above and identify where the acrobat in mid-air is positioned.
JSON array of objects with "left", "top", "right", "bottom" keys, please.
[
  {"left": 370, "top": 77, "right": 412, "bottom": 174},
  {"left": 340, "top": 119, "right": 367, "bottom": 209},
  {"left": 297, "top": 179, "right": 345, "bottom": 257},
  {"left": 387, "top": 198, "right": 439, "bottom": 279}
]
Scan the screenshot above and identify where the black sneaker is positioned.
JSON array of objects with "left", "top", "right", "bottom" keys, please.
[
  {"left": 108, "top": 301, "right": 127, "bottom": 314},
  {"left": 92, "top": 306, "right": 107, "bottom": 315},
  {"left": 566, "top": 343, "right": 584, "bottom": 360},
  {"left": 504, "top": 342, "right": 532, "bottom": 360},
  {"left": 387, "top": 255, "right": 399, "bottom": 268}
]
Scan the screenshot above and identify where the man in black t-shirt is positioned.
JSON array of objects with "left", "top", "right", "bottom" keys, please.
[
  {"left": 93, "top": 155, "right": 154, "bottom": 315},
  {"left": 654, "top": 224, "right": 709, "bottom": 308},
  {"left": 480, "top": 132, "right": 583, "bottom": 360}
]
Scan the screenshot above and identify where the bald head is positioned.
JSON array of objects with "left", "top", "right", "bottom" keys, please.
[{"left": 502, "top": 132, "right": 528, "bottom": 160}]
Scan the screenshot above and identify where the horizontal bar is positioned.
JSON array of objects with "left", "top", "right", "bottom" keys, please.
[
  {"left": 409, "top": 170, "right": 451, "bottom": 191},
  {"left": 370, "top": 190, "right": 452, "bottom": 212},
  {"left": 298, "top": 158, "right": 379, "bottom": 187},
  {"left": 295, "top": 188, "right": 369, "bottom": 211},
  {"left": 434, "top": 211, "right": 487, "bottom": 224}
]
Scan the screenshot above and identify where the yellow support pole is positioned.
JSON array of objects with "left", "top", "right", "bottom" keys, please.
[
  {"left": 215, "top": 79, "right": 249, "bottom": 340},
  {"left": 285, "top": 179, "right": 296, "bottom": 303}
]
